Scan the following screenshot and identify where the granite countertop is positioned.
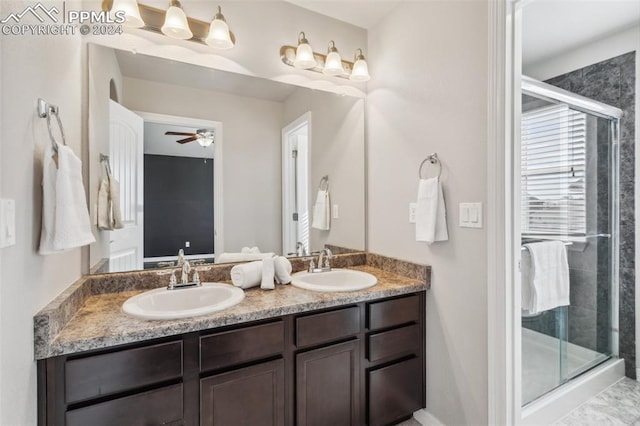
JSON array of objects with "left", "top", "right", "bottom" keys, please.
[{"left": 34, "top": 253, "right": 430, "bottom": 360}]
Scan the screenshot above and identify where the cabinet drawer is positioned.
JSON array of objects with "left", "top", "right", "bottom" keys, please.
[
  {"left": 368, "top": 294, "right": 420, "bottom": 331},
  {"left": 368, "top": 324, "right": 421, "bottom": 362},
  {"left": 66, "top": 383, "right": 183, "bottom": 426},
  {"left": 368, "top": 357, "right": 422, "bottom": 426},
  {"left": 296, "top": 306, "right": 360, "bottom": 348},
  {"left": 65, "top": 340, "right": 183, "bottom": 404},
  {"left": 200, "top": 321, "right": 284, "bottom": 372}
]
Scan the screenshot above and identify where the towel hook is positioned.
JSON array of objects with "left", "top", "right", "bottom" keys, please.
[
  {"left": 419, "top": 153, "right": 442, "bottom": 179},
  {"left": 38, "top": 98, "right": 67, "bottom": 153}
]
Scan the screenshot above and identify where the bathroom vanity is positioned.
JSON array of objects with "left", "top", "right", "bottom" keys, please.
[{"left": 35, "top": 254, "right": 429, "bottom": 426}]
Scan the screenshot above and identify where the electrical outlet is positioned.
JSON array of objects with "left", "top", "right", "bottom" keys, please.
[
  {"left": 185, "top": 241, "right": 190, "bottom": 248},
  {"left": 409, "top": 203, "right": 417, "bottom": 223}
]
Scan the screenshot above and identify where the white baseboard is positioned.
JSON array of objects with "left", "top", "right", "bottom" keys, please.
[{"left": 413, "top": 409, "right": 445, "bottom": 426}]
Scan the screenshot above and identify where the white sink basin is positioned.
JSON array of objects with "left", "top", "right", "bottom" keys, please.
[
  {"left": 291, "top": 269, "right": 377, "bottom": 292},
  {"left": 122, "top": 283, "right": 245, "bottom": 320}
]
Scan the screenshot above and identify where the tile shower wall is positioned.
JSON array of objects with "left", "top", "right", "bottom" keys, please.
[{"left": 546, "top": 51, "right": 636, "bottom": 378}]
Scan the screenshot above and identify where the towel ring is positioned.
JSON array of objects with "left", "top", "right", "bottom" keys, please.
[
  {"left": 38, "top": 98, "right": 67, "bottom": 153},
  {"left": 418, "top": 153, "right": 442, "bottom": 179},
  {"left": 318, "top": 175, "right": 329, "bottom": 191}
]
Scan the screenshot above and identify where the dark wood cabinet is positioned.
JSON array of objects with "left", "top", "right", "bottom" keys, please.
[
  {"left": 39, "top": 292, "right": 425, "bottom": 426},
  {"left": 296, "top": 340, "right": 360, "bottom": 426},
  {"left": 201, "top": 359, "right": 285, "bottom": 426}
]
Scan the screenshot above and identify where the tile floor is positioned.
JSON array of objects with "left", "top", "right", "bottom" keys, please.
[
  {"left": 554, "top": 378, "right": 640, "bottom": 425},
  {"left": 395, "top": 419, "right": 422, "bottom": 426}
]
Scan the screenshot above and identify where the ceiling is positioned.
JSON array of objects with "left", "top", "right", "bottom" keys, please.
[
  {"left": 522, "top": 0, "right": 640, "bottom": 67},
  {"left": 284, "top": 0, "right": 400, "bottom": 29},
  {"left": 115, "top": 50, "right": 298, "bottom": 103}
]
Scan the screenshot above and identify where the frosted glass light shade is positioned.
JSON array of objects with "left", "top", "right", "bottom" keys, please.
[
  {"left": 161, "top": 5, "right": 193, "bottom": 40},
  {"left": 294, "top": 43, "right": 316, "bottom": 69},
  {"left": 206, "top": 18, "right": 233, "bottom": 49},
  {"left": 350, "top": 58, "right": 370, "bottom": 82},
  {"left": 323, "top": 51, "right": 344, "bottom": 76},
  {"left": 198, "top": 137, "right": 214, "bottom": 147},
  {"left": 111, "top": 0, "right": 144, "bottom": 28}
]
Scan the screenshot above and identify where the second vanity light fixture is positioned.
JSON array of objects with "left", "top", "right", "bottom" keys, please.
[
  {"left": 281, "top": 32, "right": 370, "bottom": 81},
  {"left": 104, "top": 0, "right": 235, "bottom": 49}
]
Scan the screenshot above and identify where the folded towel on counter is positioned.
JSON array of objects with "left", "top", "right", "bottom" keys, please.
[
  {"left": 97, "top": 160, "right": 124, "bottom": 231},
  {"left": 230, "top": 261, "right": 263, "bottom": 289},
  {"left": 241, "top": 246, "right": 261, "bottom": 254},
  {"left": 521, "top": 241, "right": 570, "bottom": 314},
  {"left": 40, "top": 145, "right": 95, "bottom": 254},
  {"left": 274, "top": 256, "right": 293, "bottom": 284},
  {"left": 415, "top": 177, "right": 448, "bottom": 244},
  {"left": 261, "top": 257, "right": 276, "bottom": 290},
  {"left": 216, "top": 252, "right": 275, "bottom": 264},
  {"left": 311, "top": 189, "right": 331, "bottom": 230}
]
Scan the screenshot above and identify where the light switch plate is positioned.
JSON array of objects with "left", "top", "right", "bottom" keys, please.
[
  {"left": 409, "top": 203, "right": 417, "bottom": 223},
  {"left": 459, "top": 202, "right": 482, "bottom": 228},
  {"left": 0, "top": 199, "right": 16, "bottom": 248},
  {"left": 332, "top": 204, "right": 339, "bottom": 219}
]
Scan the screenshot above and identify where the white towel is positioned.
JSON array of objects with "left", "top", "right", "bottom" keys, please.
[
  {"left": 230, "top": 261, "right": 263, "bottom": 289},
  {"left": 311, "top": 189, "right": 330, "bottom": 230},
  {"left": 39, "top": 145, "right": 95, "bottom": 254},
  {"left": 97, "top": 161, "right": 124, "bottom": 230},
  {"left": 521, "top": 241, "right": 570, "bottom": 314},
  {"left": 261, "top": 256, "right": 275, "bottom": 290},
  {"left": 216, "top": 252, "right": 275, "bottom": 264},
  {"left": 415, "top": 177, "right": 448, "bottom": 244},
  {"left": 274, "top": 256, "right": 293, "bottom": 284}
]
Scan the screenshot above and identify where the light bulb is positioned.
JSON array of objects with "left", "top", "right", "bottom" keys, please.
[
  {"left": 111, "top": 0, "right": 144, "bottom": 28},
  {"left": 349, "top": 49, "right": 370, "bottom": 82},
  {"left": 323, "top": 41, "right": 344, "bottom": 76},
  {"left": 205, "top": 6, "right": 234, "bottom": 49},
  {"left": 293, "top": 32, "right": 316, "bottom": 69},
  {"left": 161, "top": 1, "right": 192, "bottom": 40}
]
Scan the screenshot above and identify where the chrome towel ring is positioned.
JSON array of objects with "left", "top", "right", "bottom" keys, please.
[
  {"left": 38, "top": 98, "right": 67, "bottom": 153},
  {"left": 418, "top": 153, "right": 442, "bottom": 179}
]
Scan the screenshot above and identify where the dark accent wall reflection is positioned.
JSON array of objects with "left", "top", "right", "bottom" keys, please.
[
  {"left": 144, "top": 155, "right": 214, "bottom": 258},
  {"left": 546, "top": 51, "right": 636, "bottom": 378}
]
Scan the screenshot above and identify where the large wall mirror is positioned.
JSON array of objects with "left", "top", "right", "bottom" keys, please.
[{"left": 88, "top": 43, "right": 365, "bottom": 274}]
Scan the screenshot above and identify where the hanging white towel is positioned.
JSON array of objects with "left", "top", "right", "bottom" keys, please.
[
  {"left": 521, "top": 241, "right": 570, "bottom": 314},
  {"left": 40, "top": 145, "right": 95, "bottom": 254},
  {"left": 274, "top": 256, "right": 293, "bottom": 284},
  {"left": 97, "top": 160, "right": 124, "bottom": 230},
  {"left": 261, "top": 256, "right": 276, "bottom": 290},
  {"left": 415, "top": 177, "right": 448, "bottom": 244},
  {"left": 311, "top": 189, "right": 330, "bottom": 230},
  {"left": 230, "top": 261, "right": 263, "bottom": 289}
]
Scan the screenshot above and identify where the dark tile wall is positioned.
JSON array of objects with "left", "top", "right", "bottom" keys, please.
[{"left": 546, "top": 52, "right": 636, "bottom": 378}]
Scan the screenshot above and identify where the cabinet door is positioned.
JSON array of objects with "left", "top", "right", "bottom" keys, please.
[
  {"left": 368, "top": 357, "right": 422, "bottom": 426},
  {"left": 296, "top": 340, "right": 360, "bottom": 426},
  {"left": 200, "top": 359, "right": 285, "bottom": 426}
]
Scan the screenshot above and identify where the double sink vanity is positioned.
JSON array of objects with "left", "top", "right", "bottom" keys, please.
[{"left": 35, "top": 252, "right": 430, "bottom": 426}]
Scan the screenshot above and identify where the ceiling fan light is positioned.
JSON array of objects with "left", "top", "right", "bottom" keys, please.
[
  {"left": 198, "top": 137, "right": 214, "bottom": 147},
  {"left": 161, "top": 1, "right": 193, "bottom": 40},
  {"left": 111, "top": 0, "right": 145, "bottom": 28},
  {"left": 205, "top": 6, "right": 234, "bottom": 49},
  {"left": 293, "top": 32, "right": 316, "bottom": 69}
]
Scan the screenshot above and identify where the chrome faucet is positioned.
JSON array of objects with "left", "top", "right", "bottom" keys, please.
[
  {"left": 296, "top": 242, "right": 307, "bottom": 257},
  {"left": 168, "top": 251, "right": 201, "bottom": 290},
  {"left": 308, "top": 248, "right": 333, "bottom": 273}
]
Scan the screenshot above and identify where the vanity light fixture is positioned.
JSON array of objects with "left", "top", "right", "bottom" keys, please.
[
  {"left": 349, "top": 48, "right": 370, "bottom": 82},
  {"left": 280, "top": 34, "right": 370, "bottom": 81},
  {"left": 110, "top": 0, "right": 144, "bottom": 28},
  {"left": 323, "top": 41, "right": 345, "bottom": 76},
  {"left": 102, "top": 1, "right": 235, "bottom": 49},
  {"left": 161, "top": 0, "right": 193, "bottom": 40},
  {"left": 293, "top": 32, "right": 317, "bottom": 69},
  {"left": 205, "top": 6, "right": 234, "bottom": 49}
]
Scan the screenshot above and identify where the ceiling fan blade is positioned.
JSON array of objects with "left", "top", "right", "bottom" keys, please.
[
  {"left": 177, "top": 137, "right": 198, "bottom": 144},
  {"left": 165, "top": 131, "right": 196, "bottom": 136}
]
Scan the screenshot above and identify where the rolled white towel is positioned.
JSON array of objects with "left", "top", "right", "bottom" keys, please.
[
  {"left": 261, "top": 257, "right": 275, "bottom": 290},
  {"left": 230, "top": 261, "right": 263, "bottom": 289},
  {"left": 274, "top": 256, "right": 293, "bottom": 284}
]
